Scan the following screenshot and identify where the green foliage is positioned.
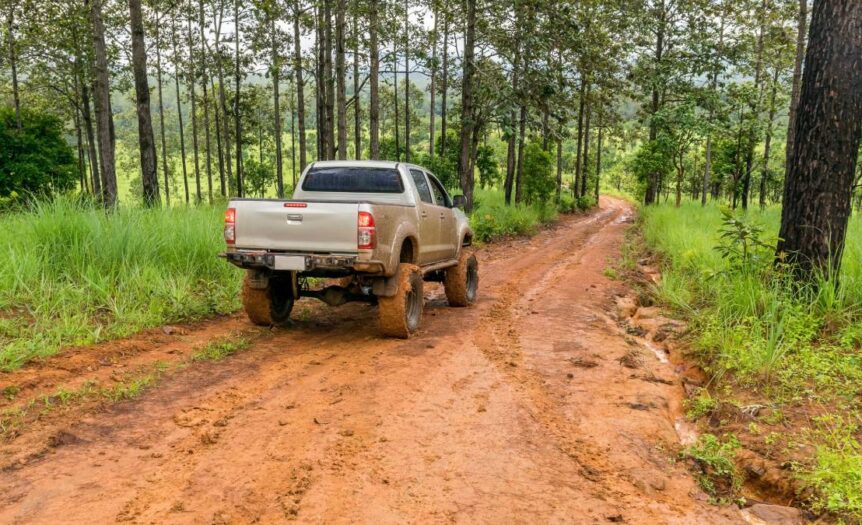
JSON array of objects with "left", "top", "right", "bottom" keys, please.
[
  {"left": 192, "top": 335, "right": 251, "bottom": 361},
  {"left": 243, "top": 158, "right": 277, "bottom": 198},
  {"left": 799, "top": 415, "right": 862, "bottom": 518},
  {"left": 684, "top": 433, "right": 743, "bottom": 501},
  {"left": 476, "top": 144, "right": 500, "bottom": 189},
  {"left": 0, "top": 107, "right": 77, "bottom": 202},
  {"left": 715, "top": 208, "right": 775, "bottom": 272},
  {"left": 0, "top": 197, "right": 240, "bottom": 370},
  {"left": 470, "top": 188, "right": 558, "bottom": 242},
  {"left": 521, "top": 141, "right": 555, "bottom": 204},
  {"left": 630, "top": 139, "right": 671, "bottom": 198}
]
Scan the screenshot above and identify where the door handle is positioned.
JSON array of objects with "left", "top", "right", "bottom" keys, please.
[
  {"left": 421, "top": 211, "right": 428, "bottom": 218},
  {"left": 439, "top": 214, "right": 445, "bottom": 220}
]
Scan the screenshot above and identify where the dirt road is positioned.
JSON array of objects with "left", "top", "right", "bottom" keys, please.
[{"left": 0, "top": 198, "right": 745, "bottom": 524}]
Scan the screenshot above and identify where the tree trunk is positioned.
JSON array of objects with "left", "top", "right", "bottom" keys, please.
[
  {"left": 595, "top": 121, "right": 602, "bottom": 204},
  {"left": 393, "top": 49, "right": 400, "bottom": 159},
  {"left": 440, "top": 5, "right": 449, "bottom": 154},
  {"left": 81, "top": 82, "right": 101, "bottom": 198},
  {"left": 234, "top": 0, "right": 244, "bottom": 197},
  {"left": 213, "top": 1, "right": 234, "bottom": 194},
  {"left": 369, "top": 0, "right": 380, "bottom": 159},
  {"left": 6, "top": 8, "right": 21, "bottom": 130},
  {"left": 89, "top": 0, "right": 118, "bottom": 207},
  {"left": 171, "top": 15, "right": 190, "bottom": 204},
  {"left": 289, "top": 81, "right": 297, "bottom": 187},
  {"left": 335, "top": 0, "right": 347, "bottom": 160},
  {"left": 504, "top": 43, "right": 520, "bottom": 205},
  {"left": 784, "top": 0, "right": 808, "bottom": 180},
  {"left": 760, "top": 67, "right": 779, "bottom": 209},
  {"left": 556, "top": 132, "right": 563, "bottom": 203},
  {"left": 271, "top": 13, "right": 284, "bottom": 197},
  {"left": 403, "top": 0, "right": 410, "bottom": 162},
  {"left": 457, "top": 0, "right": 476, "bottom": 211},
  {"left": 353, "top": 8, "right": 361, "bottom": 160},
  {"left": 581, "top": 101, "right": 591, "bottom": 198},
  {"left": 742, "top": 0, "right": 767, "bottom": 210},
  {"left": 155, "top": 7, "right": 170, "bottom": 206},
  {"left": 324, "top": 0, "right": 335, "bottom": 160},
  {"left": 198, "top": 0, "right": 214, "bottom": 202},
  {"left": 187, "top": 7, "right": 202, "bottom": 203},
  {"left": 777, "top": 0, "right": 862, "bottom": 278},
  {"left": 702, "top": 7, "right": 727, "bottom": 206},
  {"left": 574, "top": 79, "right": 586, "bottom": 199},
  {"left": 645, "top": 3, "right": 665, "bottom": 206},
  {"left": 293, "top": 3, "right": 308, "bottom": 170},
  {"left": 429, "top": 2, "right": 438, "bottom": 159}
]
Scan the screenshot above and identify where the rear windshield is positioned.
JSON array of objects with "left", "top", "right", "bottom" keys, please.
[{"left": 302, "top": 167, "right": 404, "bottom": 193}]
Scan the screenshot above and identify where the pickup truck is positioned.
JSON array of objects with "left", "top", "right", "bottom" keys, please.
[{"left": 221, "top": 160, "right": 478, "bottom": 338}]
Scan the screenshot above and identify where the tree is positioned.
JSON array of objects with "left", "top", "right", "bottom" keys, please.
[
  {"left": 457, "top": 0, "right": 476, "bottom": 211},
  {"left": 0, "top": 107, "right": 77, "bottom": 200},
  {"left": 777, "top": 0, "right": 862, "bottom": 279},
  {"left": 129, "top": 0, "right": 160, "bottom": 206},
  {"left": 87, "top": 0, "right": 118, "bottom": 207}
]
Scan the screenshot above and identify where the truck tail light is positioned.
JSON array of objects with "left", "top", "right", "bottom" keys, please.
[
  {"left": 224, "top": 207, "right": 236, "bottom": 245},
  {"left": 357, "top": 211, "right": 376, "bottom": 250}
]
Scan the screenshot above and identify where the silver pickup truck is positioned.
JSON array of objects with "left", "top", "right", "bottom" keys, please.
[{"left": 221, "top": 160, "right": 478, "bottom": 338}]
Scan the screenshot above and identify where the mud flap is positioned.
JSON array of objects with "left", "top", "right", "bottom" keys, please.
[{"left": 371, "top": 273, "right": 400, "bottom": 298}]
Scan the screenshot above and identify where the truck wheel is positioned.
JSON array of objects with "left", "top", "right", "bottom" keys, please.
[
  {"left": 444, "top": 251, "right": 479, "bottom": 307},
  {"left": 378, "top": 264, "right": 423, "bottom": 338},
  {"left": 242, "top": 273, "right": 295, "bottom": 327}
]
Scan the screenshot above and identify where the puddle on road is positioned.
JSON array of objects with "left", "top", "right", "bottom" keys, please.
[
  {"left": 674, "top": 417, "right": 698, "bottom": 447},
  {"left": 642, "top": 340, "right": 669, "bottom": 364}
]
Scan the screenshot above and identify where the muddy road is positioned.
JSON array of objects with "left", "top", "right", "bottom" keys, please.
[{"left": 0, "top": 198, "right": 746, "bottom": 524}]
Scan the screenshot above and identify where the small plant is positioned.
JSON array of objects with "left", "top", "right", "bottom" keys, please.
[
  {"left": 191, "top": 335, "right": 251, "bottom": 362},
  {"left": 683, "top": 433, "right": 742, "bottom": 502},
  {"left": 685, "top": 390, "right": 718, "bottom": 420},
  {"left": 715, "top": 208, "right": 774, "bottom": 272}
]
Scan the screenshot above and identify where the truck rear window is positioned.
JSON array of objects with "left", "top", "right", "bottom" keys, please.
[{"left": 302, "top": 167, "right": 404, "bottom": 193}]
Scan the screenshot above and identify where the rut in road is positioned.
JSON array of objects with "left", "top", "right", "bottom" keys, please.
[{"left": 0, "top": 198, "right": 745, "bottom": 524}]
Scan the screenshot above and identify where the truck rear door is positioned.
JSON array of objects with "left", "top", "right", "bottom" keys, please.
[{"left": 231, "top": 200, "right": 360, "bottom": 253}]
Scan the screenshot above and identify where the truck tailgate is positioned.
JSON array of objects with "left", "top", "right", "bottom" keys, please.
[{"left": 232, "top": 200, "right": 359, "bottom": 253}]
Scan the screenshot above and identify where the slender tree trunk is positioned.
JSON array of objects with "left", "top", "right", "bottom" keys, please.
[
  {"left": 429, "top": 2, "right": 438, "bottom": 158},
  {"left": 574, "top": 79, "right": 586, "bottom": 199},
  {"left": 458, "top": 0, "right": 476, "bottom": 211},
  {"left": 335, "top": 0, "right": 347, "bottom": 160},
  {"left": 784, "top": 0, "right": 808, "bottom": 181},
  {"left": 213, "top": 2, "right": 234, "bottom": 193},
  {"left": 556, "top": 131, "right": 563, "bottom": 203},
  {"left": 81, "top": 82, "right": 101, "bottom": 198},
  {"left": 155, "top": 8, "right": 170, "bottom": 206},
  {"left": 645, "top": 4, "right": 665, "bottom": 206},
  {"left": 89, "top": 0, "right": 118, "bottom": 207},
  {"left": 289, "top": 81, "right": 297, "bottom": 187},
  {"left": 742, "top": 0, "right": 767, "bottom": 210},
  {"left": 234, "top": 0, "right": 244, "bottom": 196},
  {"left": 760, "top": 67, "right": 779, "bottom": 209},
  {"left": 777, "top": 0, "right": 862, "bottom": 279},
  {"left": 503, "top": 59, "right": 519, "bottom": 205},
  {"left": 393, "top": 49, "right": 400, "bottom": 159},
  {"left": 514, "top": 104, "right": 527, "bottom": 204},
  {"left": 172, "top": 15, "right": 190, "bottom": 204},
  {"left": 595, "top": 120, "right": 602, "bottom": 204},
  {"left": 74, "top": 98, "right": 87, "bottom": 192},
  {"left": 294, "top": 3, "right": 308, "bottom": 170},
  {"left": 198, "top": 0, "right": 214, "bottom": 202},
  {"left": 187, "top": 7, "right": 202, "bottom": 203},
  {"left": 440, "top": 5, "right": 449, "bottom": 153},
  {"left": 403, "top": 0, "right": 410, "bottom": 162},
  {"left": 324, "top": 0, "right": 335, "bottom": 159},
  {"left": 211, "top": 74, "right": 226, "bottom": 195},
  {"left": 369, "top": 0, "right": 380, "bottom": 159},
  {"left": 315, "top": 4, "right": 324, "bottom": 160},
  {"left": 581, "top": 101, "right": 591, "bottom": 198},
  {"left": 352, "top": 9, "right": 361, "bottom": 160},
  {"left": 271, "top": 13, "right": 284, "bottom": 197},
  {"left": 6, "top": 8, "right": 21, "bottom": 130},
  {"left": 702, "top": 6, "right": 726, "bottom": 206}
]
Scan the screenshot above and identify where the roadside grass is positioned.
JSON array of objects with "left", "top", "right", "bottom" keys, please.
[
  {"left": 470, "top": 187, "right": 590, "bottom": 242},
  {"left": 0, "top": 197, "right": 241, "bottom": 370},
  {"left": 639, "top": 201, "right": 862, "bottom": 521}
]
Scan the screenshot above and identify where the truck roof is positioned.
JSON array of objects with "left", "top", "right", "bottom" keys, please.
[{"left": 310, "top": 160, "right": 401, "bottom": 169}]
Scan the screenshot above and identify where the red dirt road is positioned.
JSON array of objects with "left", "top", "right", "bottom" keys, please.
[{"left": 0, "top": 198, "right": 745, "bottom": 524}]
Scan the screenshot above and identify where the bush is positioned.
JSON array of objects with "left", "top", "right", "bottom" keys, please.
[
  {"left": 470, "top": 188, "right": 558, "bottom": 242},
  {"left": 521, "top": 141, "right": 555, "bottom": 204},
  {"left": 0, "top": 106, "right": 77, "bottom": 202}
]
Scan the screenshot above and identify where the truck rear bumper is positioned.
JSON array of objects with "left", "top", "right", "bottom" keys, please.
[{"left": 221, "top": 250, "right": 383, "bottom": 275}]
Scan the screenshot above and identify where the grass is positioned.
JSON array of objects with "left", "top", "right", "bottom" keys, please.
[
  {"left": 0, "top": 197, "right": 241, "bottom": 370},
  {"left": 684, "top": 433, "right": 743, "bottom": 503},
  {"left": 639, "top": 200, "right": 862, "bottom": 520},
  {"left": 470, "top": 187, "right": 588, "bottom": 242}
]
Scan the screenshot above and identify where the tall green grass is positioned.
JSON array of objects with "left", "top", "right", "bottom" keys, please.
[
  {"left": 470, "top": 187, "right": 586, "bottom": 242},
  {"left": 640, "top": 201, "right": 862, "bottom": 519},
  {"left": 0, "top": 198, "right": 240, "bottom": 370}
]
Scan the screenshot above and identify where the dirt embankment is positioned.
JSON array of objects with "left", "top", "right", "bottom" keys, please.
[{"left": 1, "top": 198, "right": 758, "bottom": 524}]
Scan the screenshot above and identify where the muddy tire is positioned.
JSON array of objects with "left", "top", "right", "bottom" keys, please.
[
  {"left": 378, "top": 264, "right": 423, "bottom": 338},
  {"left": 444, "top": 251, "right": 479, "bottom": 307},
  {"left": 242, "top": 272, "right": 295, "bottom": 327}
]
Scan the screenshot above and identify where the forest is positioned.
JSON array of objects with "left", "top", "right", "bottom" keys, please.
[{"left": 3, "top": 0, "right": 862, "bottom": 521}]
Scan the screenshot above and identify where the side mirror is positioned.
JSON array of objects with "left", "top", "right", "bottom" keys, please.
[{"left": 452, "top": 195, "right": 467, "bottom": 209}]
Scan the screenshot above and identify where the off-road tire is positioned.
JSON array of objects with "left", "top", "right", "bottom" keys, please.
[
  {"left": 378, "top": 264, "right": 423, "bottom": 338},
  {"left": 242, "top": 273, "right": 295, "bottom": 327},
  {"left": 444, "top": 251, "right": 479, "bottom": 307}
]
